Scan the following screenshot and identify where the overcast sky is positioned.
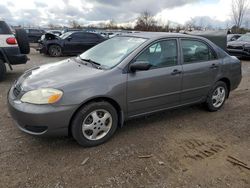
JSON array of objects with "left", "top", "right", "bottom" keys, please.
[{"left": 0, "top": 0, "right": 247, "bottom": 28}]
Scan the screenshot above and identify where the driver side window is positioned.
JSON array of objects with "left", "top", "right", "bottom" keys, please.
[{"left": 136, "top": 39, "right": 178, "bottom": 69}]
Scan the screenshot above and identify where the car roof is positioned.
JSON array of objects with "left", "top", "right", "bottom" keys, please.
[{"left": 121, "top": 32, "right": 193, "bottom": 40}]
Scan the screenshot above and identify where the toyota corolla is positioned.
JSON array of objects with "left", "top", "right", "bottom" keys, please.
[{"left": 8, "top": 32, "right": 242, "bottom": 147}]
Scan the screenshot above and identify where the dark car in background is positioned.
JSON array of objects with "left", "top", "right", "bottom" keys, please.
[
  {"left": 25, "top": 28, "right": 46, "bottom": 43},
  {"left": 38, "top": 31, "right": 106, "bottom": 56},
  {"left": 227, "top": 33, "right": 250, "bottom": 58}
]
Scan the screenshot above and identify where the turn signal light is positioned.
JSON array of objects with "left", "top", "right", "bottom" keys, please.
[
  {"left": 48, "top": 94, "right": 63, "bottom": 104},
  {"left": 6, "top": 37, "right": 17, "bottom": 45}
]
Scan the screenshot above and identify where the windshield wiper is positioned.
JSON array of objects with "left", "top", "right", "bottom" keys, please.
[{"left": 79, "top": 57, "right": 102, "bottom": 69}]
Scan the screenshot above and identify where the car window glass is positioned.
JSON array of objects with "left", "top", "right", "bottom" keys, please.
[
  {"left": 80, "top": 36, "right": 147, "bottom": 69},
  {"left": 181, "top": 40, "right": 217, "bottom": 64},
  {"left": 136, "top": 40, "right": 178, "bottom": 68},
  {"left": 149, "top": 43, "right": 161, "bottom": 53},
  {"left": 0, "top": 21, "right": 12, "bottom": 34},
  {"left": 29, "top": 29, "right": 41, "bottom": 34},
  {"left": 86, "top": 33, "right": 98, "bottom": 39},
  {"left": 237, "top": 34, "right": 250, "bottom": 41},
  {"left": 69, "top": 32, "right": 86, "bottom": 41}
]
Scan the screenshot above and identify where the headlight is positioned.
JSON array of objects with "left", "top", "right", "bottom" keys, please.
[{"left": 21, "top": 88, "right": 63, "bottom": 104}]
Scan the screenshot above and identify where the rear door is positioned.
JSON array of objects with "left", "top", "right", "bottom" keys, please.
[
  {"left": 80, "top": 33, "right": 101, "bottom": 52},
  {"left": 63, "top": 32, "right": 83, "bottom": 54},
  {"left": 127, "top": 39, "right": 182, "bottom": 117},
  {"left": 180, "top": 39, "right": 220, "bottom": 104}
]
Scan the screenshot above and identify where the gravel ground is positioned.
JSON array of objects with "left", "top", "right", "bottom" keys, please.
[{"left": 0, "top": 49, "right": 250, "bottom": 188}]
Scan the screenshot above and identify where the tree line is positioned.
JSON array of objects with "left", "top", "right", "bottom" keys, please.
[{"left": 49, "top": 0, "right": 249, "bottom": 34}]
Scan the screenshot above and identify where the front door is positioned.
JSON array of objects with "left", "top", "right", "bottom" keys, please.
[{"left": 127, "top": 39, "right": 182, "bottom": 117}]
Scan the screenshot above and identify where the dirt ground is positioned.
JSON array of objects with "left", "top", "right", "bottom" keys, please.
[{"left": 0, "top": 49, "right": 249, "bottom": 188}]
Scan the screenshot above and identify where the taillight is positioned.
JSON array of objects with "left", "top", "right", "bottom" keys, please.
[{"left": 6, "top": 37, "right": 17, "bottom": 45}]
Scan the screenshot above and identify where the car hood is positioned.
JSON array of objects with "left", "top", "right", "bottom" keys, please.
[
  {"left": 45, "top": 32, "right": 60, "bottom": 40},
  {"left": 18, "top": 58, "right": 104, "bottom": 91},
  {"left": 227, "top": 40, "right": 250, "bottom": 47}
]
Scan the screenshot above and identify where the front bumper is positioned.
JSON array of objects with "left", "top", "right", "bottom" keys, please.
[
  {"left": 227, "top": 48, "right": 250, "bottom": 57},
  {"left": 36, "top": 43, "right": 47, "bottom": 54},
  {"left": 8, "top": 86, "right": 78, "bottom": 137}
]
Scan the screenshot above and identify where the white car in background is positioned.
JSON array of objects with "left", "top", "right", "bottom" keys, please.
[{"left": 0, "top": 19, "right": 30, "bottom": 80}]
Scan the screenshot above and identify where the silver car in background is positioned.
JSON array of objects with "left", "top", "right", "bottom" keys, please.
[{"left": 8, "top": 32, "right": 242, "bottom": 147}]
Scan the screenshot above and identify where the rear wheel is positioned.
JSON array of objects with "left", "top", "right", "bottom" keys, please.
[
  {"left": 71, "top": 101, "right": 118, "bottom": 147},
  {"left": 0, "top": 60, "right": 6, "bottom": 81},
  {"left": 205, "top": 81, "right": 228, "bottom": 112},
  {"left": 48, "top": 45, "right": 62, "bottom": 57}
]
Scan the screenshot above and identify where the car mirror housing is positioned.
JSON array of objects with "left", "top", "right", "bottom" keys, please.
[
  {"left": 67, "top": 36, "right": 72, "bottom": 41},
  {"left": 129, "top": 61, "right": 151, "bottom": 72}
]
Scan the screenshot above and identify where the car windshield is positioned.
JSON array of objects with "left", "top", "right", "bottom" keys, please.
[
  {"left": 237, "top": 34, "right": 250, "bottom": 42},
  {"left": 79, "top": 36, "right": 147, "bottom": 69},
  {"left": 60, "top": 32, "right": 73, "bottom": 39}
]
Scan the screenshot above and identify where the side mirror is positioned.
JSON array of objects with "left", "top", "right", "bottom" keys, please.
[
  {"left": 129, "top": 61, "right": 151, "bottom": 72},
  {"left": 67, "top": 36, "right": 72, "bottom": 41}
]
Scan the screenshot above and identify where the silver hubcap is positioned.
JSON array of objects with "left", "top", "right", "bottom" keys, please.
[
  {"left": 212, "top": 86, "right": 226, "bottom": 108},
  {"left": 82, "top": 109, "right": 112, "bottom": 141}
]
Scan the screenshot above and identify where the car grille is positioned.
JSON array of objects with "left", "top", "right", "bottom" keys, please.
[
  {"left": 227, "top": 45, "right": 243, "bottom": 50},
  {"left": 13, "top": 84, "right": 22, "bottom": 98}
]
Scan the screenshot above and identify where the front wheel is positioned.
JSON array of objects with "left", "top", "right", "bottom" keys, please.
[
  {"left": 205, "top": 81, "right": 228, "bottom": 112},
  {"left": 71, "top": 101, "right": 118, "bottom": 147},
  {"left": 48, "top": 45, "right": 62, "bottom": 57}
]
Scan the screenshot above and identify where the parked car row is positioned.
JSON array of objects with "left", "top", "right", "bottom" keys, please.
[
  {"left": 20, "top": 26, "right": 250, "bottom": 59},
  {"left": 38, "top": 31, "right": 106, "bottom": 56}
]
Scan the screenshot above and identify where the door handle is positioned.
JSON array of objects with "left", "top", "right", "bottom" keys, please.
[
  {"left": 171, "top": 69, "right": 182, "bottom": 75},
  {"left": 210, "top": 64, "right": 219, "bottom": 69}
]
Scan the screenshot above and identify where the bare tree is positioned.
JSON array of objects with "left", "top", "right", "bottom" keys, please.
[
  {"left": 69, "top": 20, "right": 81, "bottom": 29},
  {"left": 106, "top": 19, "right": 118, "bottom": 29},
  {"left": 134, "top": 11, "right": 158, "bottom": 31},
  {"left": 185, "top": 18, "right": 197, "bottom": 31},
  {"left": 48, "top": 23, "right": 55, "bottom": 29},
  {"left": 232, "top": 0, "right": 249, "bottom": 32}
]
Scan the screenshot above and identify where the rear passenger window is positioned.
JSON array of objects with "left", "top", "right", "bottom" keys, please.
[
  {"left": 181, "top": 40, "right": 217, "bottom": 64},
  {"left": 83, "top": 33, "right": 99, "bottom": 42},
  {"left": 0, "top": 21, "right": 12, "bottom": 34}
]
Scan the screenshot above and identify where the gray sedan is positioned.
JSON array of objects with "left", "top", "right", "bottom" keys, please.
[{"left": 8, "top": 32, "right": 242, "bottom": 147}]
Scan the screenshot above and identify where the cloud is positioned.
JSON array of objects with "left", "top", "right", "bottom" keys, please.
[
  {"left": 0, "top": 4, "right": 13, "bottom": 22},
  {"left": 0, "top": 0, "right": 244, "bottom": 29},
  {"left": 87, "top": 0, "right": 200, "bottom": 22},
  {"left": 34, "top": 1, "right": 48, "bottom": 8}
]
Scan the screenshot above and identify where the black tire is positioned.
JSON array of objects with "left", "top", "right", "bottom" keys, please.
[
  {"left": 0, "top": 60, "right": 6, "bottom": 81},
  {"left": 71, "top": 101, "right": 118, "bottom": 147},
  {"left": 205, "top": 81, "right": 228, "bottom": 112},
  {"left": 15, "top": 29, "right": 30, "bottom": 54},
  {"left": 48, "top": 45, "right": 62, "bottom": 57}
]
